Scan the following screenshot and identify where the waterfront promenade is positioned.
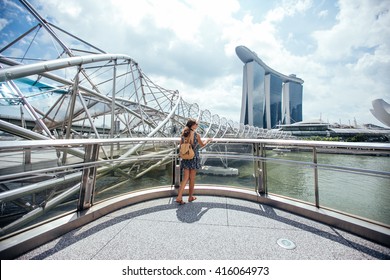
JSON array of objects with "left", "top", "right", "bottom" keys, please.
[{"left": 16, "top": 195, "right": 390, "bottom": 260}]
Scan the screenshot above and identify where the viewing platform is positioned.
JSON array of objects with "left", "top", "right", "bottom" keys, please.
[{"left": 14, "top": 194, "right": 390, "bottom": 260}]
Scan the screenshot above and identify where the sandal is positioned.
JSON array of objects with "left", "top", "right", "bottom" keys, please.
[
  {"left": 188, "top": 196, "right": 197, "bottom": 202},
  {"left": 175, "top": 199, "right": 185, "bottom": 205}
]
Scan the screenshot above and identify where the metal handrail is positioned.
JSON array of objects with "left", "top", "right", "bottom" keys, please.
[{"left": 1, "top": 137, "right": 389, "bottom": 150}]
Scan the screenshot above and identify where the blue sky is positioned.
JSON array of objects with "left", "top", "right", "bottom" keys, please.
[{"left": 1, "top": 0, "right": 389, "bottom": 126}]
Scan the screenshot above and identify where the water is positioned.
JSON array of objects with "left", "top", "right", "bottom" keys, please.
[
  {"left": 264, "top": 151, "right": 390, "bottom": 225},
  {"left": 191, "top": 151, "right": 389, "bottom": 225}
]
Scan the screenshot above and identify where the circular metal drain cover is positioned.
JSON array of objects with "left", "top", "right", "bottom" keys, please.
[{"left": 277, "top": 238, "right": 296, "bottom": 250}]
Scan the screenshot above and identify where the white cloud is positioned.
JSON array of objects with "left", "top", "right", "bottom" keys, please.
[
  {"left": 1, "top": 0, "right": 389, "bottom": 126},
  {"left": 0, "top": 18, "right": 9, "bottom": 31},
  {"left": 318, "top": 9, "right": 328, "bottom": 18},
  {"left": 300, "top": 0, "right": 390, "bottom": 124},
  {"left": 313, "top": 0, "right": 390, "bottom": 61},
  {"left": 265, "top": 0, "right": 312, "bottom": 22}
]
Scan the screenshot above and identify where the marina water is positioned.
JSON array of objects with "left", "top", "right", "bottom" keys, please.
[{"left": 195, "top": 151, "right": 390, "bottom": 225}]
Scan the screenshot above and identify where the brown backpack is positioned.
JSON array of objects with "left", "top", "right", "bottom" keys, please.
[{"left": 180, "top": 133, "right": 195, "bottom": 160}]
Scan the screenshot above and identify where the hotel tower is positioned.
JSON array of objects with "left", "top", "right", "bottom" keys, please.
[{"left": 236, "top": 46, "right": 304, "bottom": 129}]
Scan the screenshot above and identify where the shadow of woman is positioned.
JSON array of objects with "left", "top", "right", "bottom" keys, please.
[{"left": 176, "top": 203, "right": 209, "bottom": 223}]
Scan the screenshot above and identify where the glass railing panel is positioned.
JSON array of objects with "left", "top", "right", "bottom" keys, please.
[
  {"left": 92, "top": 141, "right": 176, "bottom": 203},
  {"left": 195, "top": 143, "right": 256, "bottom": 190},
  {"left": 0, "top": 145, "right": 81, "bottom": 234},
  {"left": 93, "top": 164, "right": 174, "bottom": 203},
  {"left": 265, "top": 146, "right": 316, "bottom": 204},
  {"left": 317, "top": 153, "right": 390, "bottom": 225},
  {"left": 6, "top": 179, "right": 81, "bottom": 226}
]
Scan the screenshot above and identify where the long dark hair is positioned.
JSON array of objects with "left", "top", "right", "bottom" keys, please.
[
  {"left": 182, "top": 118, "right": 197, "bottom": 137},
  {"left": 182, "top": 127, "right": 190, "bottom": 138},
  {"left": 186, "top": 118, "right": 197, "bottom": 130}
]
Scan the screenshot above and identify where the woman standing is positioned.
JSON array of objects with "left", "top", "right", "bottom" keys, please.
[{"left": 176, "top": 118, "right": 211, "bottom": 204}]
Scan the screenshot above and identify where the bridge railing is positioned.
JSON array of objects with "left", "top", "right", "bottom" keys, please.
[{"left": 0, "top": 138, "right": 389, "bottom": 241}]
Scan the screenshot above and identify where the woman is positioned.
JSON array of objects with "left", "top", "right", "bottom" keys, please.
[{"left": 176, "top": 118, "right": 211, "bottom": 204}]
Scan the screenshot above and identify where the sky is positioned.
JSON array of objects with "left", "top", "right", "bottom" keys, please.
[{"left": 1, "top": 0, "right": 390, "bottom": 127}]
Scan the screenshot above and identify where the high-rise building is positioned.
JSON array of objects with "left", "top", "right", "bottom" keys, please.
[
  {"left": 283, "top": 79, "right": 303, "bottom": 124},
  {"left": 236, "top": 46, "right": 304, "bottom": 128}
]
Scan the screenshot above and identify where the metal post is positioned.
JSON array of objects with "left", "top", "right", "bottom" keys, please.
[
  {"left": 313, "top": 147, "right": 319, "bottom": 208},
  {"left": 254, "top": 143, "right": 259, "bottom": 193},
  {"left": 78, "top": 144, "right": 100, "bottom": 211},
  {"left": 173, "top": 141, "right": 180, "bottom": 188},
  {"left": 111, "top": 60, "right": 117, "bottom": 159},
  {"left": 24, "top": 148, "right": 31, "bottom": 165},
  {"left": 260, "top": 142, "right": 267, "bottom": 194},
  {"left": 254, "top": 143, "right": 266, "bottom": 194}
]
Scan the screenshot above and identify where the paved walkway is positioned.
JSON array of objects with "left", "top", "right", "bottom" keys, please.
[{"left": 16, "top": 196, "right": 390, "bottom": 260}]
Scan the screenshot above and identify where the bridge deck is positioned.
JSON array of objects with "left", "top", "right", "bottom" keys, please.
[{"left": 16, "top": 196, "right": 390, "bottom": 260}]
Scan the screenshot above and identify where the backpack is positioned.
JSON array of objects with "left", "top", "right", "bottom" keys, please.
[{"left": 180, "top": 133, "right": 195, "bottom": 160}]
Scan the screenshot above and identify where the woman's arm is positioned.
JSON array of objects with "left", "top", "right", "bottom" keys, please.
[{"left": 197, "top": 133, "right": 212, "bottom": 147}]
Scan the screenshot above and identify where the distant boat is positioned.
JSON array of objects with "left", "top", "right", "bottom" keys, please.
[
  {"left": 198, "top": 165, "right": 239, "bottom": 176},
  {"left": 273, "top": 148, "right": 291, "bottom": 154}
]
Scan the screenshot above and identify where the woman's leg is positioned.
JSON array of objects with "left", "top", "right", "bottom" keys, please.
[
  {"left": 176, "top": 168, "right": 190, "bottom": 203},
  {"left": 188, "top": 169, "right": 197, "bottom": 201}
]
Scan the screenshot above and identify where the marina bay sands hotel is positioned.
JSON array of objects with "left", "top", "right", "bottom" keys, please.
[{"left": 236, "top": 46, "right": 304, "bottom": 129}]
